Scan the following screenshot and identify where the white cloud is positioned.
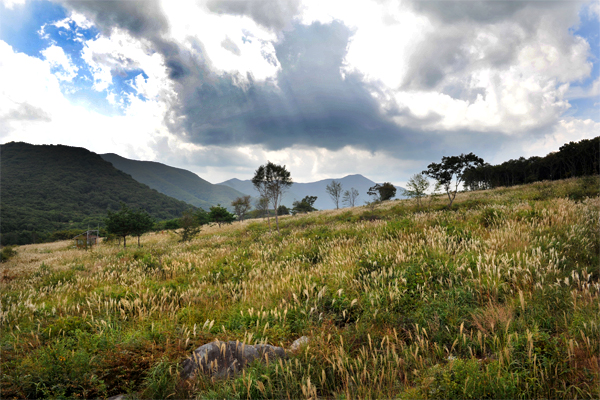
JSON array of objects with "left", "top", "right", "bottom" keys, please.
[
  {"left": 523, "top": 118, "right": 600, "bottom": 158},
  {"left": 161, "top": 0, "right": 281, "bottom": 84},
  {"left": 298, "top": 0, "right": 594, "bottom": 136},
  {"left": 81, "top": 28, "right": 173, "bottom": 101},
  {"left": 0, "top": 40, "right": 172, "bottom": 162},
  {"left": 589, "top": 0, "right": 600, "bottom": 20},
  {"left": 1, "top": 0, "right": 26, "bottom": 9},
  {"left": 565, "top": 77, "right": 600, "bottom": 99},
  {"left": 41, "top": 44, "right": 79, "bottom": 81}
]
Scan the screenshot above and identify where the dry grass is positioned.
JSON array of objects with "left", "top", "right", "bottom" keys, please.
[{"left": 1, "top": 176, "right": 599, "bottom": 399}]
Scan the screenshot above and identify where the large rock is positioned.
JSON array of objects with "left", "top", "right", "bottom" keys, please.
[
  {"left": 289, "top": 336, "right": 309, "bottom": 352},
  {"left": 181, "top": 340, "right": 286, "bottom": 379}
]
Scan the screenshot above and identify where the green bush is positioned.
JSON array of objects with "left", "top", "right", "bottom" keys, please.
[{"left": 0, "top": 246, "right": 17, "bottom": 262}]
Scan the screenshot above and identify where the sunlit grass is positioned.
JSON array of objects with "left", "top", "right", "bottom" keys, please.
[{"left": 1, "top": 177, "right": 599, "bottom": 399}]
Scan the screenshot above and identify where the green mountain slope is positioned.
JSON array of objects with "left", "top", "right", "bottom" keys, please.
[
  {"left": 1, "top": 142, "right": 193, "bottom": 245},
  {"left": 100, "top": 153, "right": 245, "bottom": 210}
]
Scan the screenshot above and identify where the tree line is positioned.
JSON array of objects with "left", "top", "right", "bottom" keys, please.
[{"left": 462, "top": 137, "right": 599, "bottom": 190}]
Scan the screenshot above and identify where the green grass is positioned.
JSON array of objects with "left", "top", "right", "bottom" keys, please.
[{"left": 1, "top": 176, "right": 599, "bottom": 399}]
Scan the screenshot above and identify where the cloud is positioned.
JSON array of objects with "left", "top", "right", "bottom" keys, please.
[
  {"left": 4, "top": 102, "right": 51, "bottom": 122},
  {"left": 41, "top": 44, "right": 78, "bottom": 81},
  {"left": 205, "top": 0, "right": 302, "bottom": 31},
  {"left": 4, "top": 0, "right": 595, "bottom": 188},
  {"left": 1, "top": 0, "right": 26, "bottom": 10}
]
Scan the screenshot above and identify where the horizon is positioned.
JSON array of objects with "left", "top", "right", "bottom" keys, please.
[{"left": 1, "top": 0, "right": 598, "bottom": 187}]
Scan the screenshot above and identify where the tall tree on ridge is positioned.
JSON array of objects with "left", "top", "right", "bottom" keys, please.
[{"left": 252, "top": 161, "right": 293, "bottom": 232}]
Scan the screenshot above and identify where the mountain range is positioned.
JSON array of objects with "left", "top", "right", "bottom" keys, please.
[
  {"left": 1, "top": 142, "right": 406, "bottom": 246},
  {"left": 0, "top": 142, "right": 193, "bottom": 246},
  {"left": 100, "top": 153, "right": 246, "bottom": 210},
  {"left": 100, "top": 153, "right": 406, "bottom": 211},
  {"left": 219, "top": 175, "right": 406, "bottom": 210}
]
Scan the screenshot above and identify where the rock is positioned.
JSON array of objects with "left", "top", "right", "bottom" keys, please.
[
  {"left": 107, "top": 395, "right": 128, "bottom": 400},
  {"left": 181, "top": 340, "right": 286, "bottom": 379},
  {"left": 289, "top": 336, "right": 309, "bottom": 352}
]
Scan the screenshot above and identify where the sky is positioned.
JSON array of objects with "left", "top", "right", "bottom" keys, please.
[{"left": 1, "top": 0, "right": 599, "bottom": 186}]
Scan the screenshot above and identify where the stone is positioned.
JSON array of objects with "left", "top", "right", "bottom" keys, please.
[
  {"left": 107, "top": 395, "right": 128, "bottom": 400},
  {"left": 289, "top": 336, "right": 309, "bottom": 352},
  {"left": 181, "top": 340, "right": 286, "bottom": 379}
]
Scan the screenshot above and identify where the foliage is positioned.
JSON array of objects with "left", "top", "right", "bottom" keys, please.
[
  {"left": 105, "top": 203, "right": 154, "bottom": 248},
  {"left": 403, "top": 173, "right": 430, "bottom": 209},
  {"left": 463, "top": 136, "right": 599, "bottom": 190},
  {"left": 130, "top": 208, "right": 155, "bottom": 247},
  {"left": 292, "top": 196, "right": 318, "bottom": 214},
  {"left": 277, "top": 205, "right": 290, "bottom": 215},
  {"left": 342, "top": 187, "right": 359, "bottom": 208},
  {"left": 208, "top": 205, "right": 236, "bottom": 227},
  {"left": 252, "top": 161, "right": 293, "bottom": 232},
  {"left": 0, "top": 142, "right": 190, "bottom": 246},
  {"left": 1, "top": 176, "right": 599, "bottom": 400},
  {"left": 231, "top": 195, "right": 252, "bottom": 222},
  {"left": 154, "top": 218, "right": 180, "bottom": 231},
  {"left": 367, "top": 182, "right": 396, "bottom": 202},
  {"left": 1, "top": 246, "right": 17, "bottom": 262},
  {"left": 326, "top": 180, "right": 343, "bottom": 209},
  {"left": 178, "top": 210, "right": 204, "bottom": 242},
  {"left": 424, "top": 152, "right": 485, "bottom": 208},
  {"left": 254, "top": 195, "right": 270, "bottom": 219}
]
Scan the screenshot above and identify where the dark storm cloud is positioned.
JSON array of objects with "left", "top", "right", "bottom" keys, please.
[
  {"left": 167, "top": 21, "right": 429, "bottom": 154},
  {"left": 206, "top": 0, "right": 302, "bottom": 31},
  {"left": 54, "top": 0, "right": 569, "bottom": 166}
]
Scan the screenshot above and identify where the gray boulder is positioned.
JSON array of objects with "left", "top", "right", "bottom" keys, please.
[{"left": 182, "top": 340, "right": 286, "bottom": 379}]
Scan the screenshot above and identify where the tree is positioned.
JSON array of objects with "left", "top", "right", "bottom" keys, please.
[
  {"left": 130, "top": 208, "right": 155, "bottom": 247},
  {"left": 423, "top": 152, "right": 484, "bottom": 208},
  {"left": 326, "top": 180, "right": 343, "bottom": 209},
  {"left": 252, "top": 161, "right": 293, "bottom": 232},
  {"left": 292, "top": 196, "right": 318, "bottom": 215},
  {"left": 209, "top": 205, "right": 236, "bottom": 227},
  {"left": 367, "top": 182, "right": 396, "bottom": 202},
  {"left": 231, "top": 195, "right": 252, "bottom": 222},
  {"left": 178, "top": 209, "right": 202, "bottom": 242},
  {"left": 255, "top": 195, "right": 270, "bottom": 219},
  {"left": 403, "top": 173, "right": 430, "bottom": 209},
  {"left": 277, "top": 205, "right": 290, "bottom": 215},
  {"left": 105, "top": 203, "right": 153, "bottom": 248},
  {"left": 105, "top": 203, "right": 135, "bottom": 248},
  {"left": 342, "top": 188, "right": 359, "bottom": 208}
]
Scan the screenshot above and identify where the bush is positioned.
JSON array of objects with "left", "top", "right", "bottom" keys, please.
[{"left": 1, "top": 246, "right": 17, "bottom": 262}]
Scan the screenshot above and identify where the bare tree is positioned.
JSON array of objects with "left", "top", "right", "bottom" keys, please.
[
  {"left": 342, "top": 188, "right": 359, "bottom": 207},
  {"left": 252, "top": 161, "right": 293, "bottom": 232},
  {"left": 231, "top": 195, "right": 252, "bottom": 222},
  {"left": 255, "top": 195, "right": 270, "bottom": 220},
  {"left": 326, "top": 180, "right": 343, "bottom": 209}
]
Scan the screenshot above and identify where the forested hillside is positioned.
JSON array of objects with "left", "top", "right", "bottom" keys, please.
[
  {"left": 100, "top": 153, "right": 245, "bottom": 210},
  {"left": 463, "top": 137, "right": 599, "bottom": 189},
  {"left": 1, "top": 142, "right": 193, "bottom": 245}
]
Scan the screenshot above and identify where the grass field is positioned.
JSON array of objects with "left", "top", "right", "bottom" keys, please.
[{"left": 1, "top": 177, "right": 599, "bottom": 399}]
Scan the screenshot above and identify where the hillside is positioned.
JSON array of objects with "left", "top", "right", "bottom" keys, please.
[
  {"left": 0, "top": 142, "right": 193, "bottom": 245},
  {"left": 101, "top": 153, "right": 246, "bottom": 210},
  {"left": 1, "top": 176, "right": 598, "bottom": 399},
  {"left": 219, "top": 174, "right": 406, "bottom": 210}
]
